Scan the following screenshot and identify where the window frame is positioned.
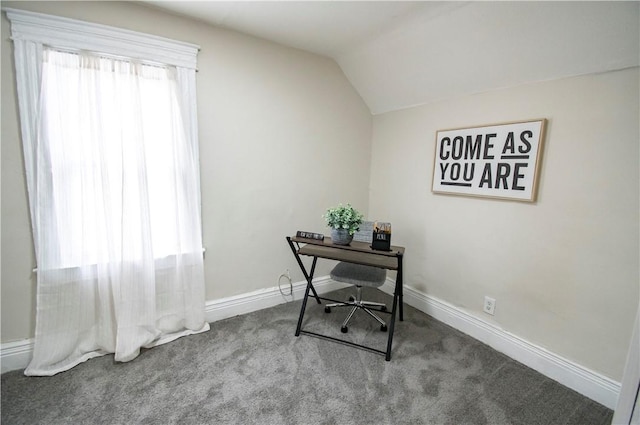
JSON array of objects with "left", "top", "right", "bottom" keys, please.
[{"left": 5, "top": 8, "right": 199, "bottom": 69}]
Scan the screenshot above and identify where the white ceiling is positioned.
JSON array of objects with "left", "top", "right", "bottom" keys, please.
[{"left": 144, "top": 1, "right": 639, "bottom": 115}]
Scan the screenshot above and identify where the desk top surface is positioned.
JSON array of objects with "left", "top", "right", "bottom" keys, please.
[{"left": 290, "top": 236, "right": 404, "bottom": 270}]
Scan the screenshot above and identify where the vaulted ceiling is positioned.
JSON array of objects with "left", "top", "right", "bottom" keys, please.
[{"left": 144, "top": 1, "right": 639, "bottom": 115}]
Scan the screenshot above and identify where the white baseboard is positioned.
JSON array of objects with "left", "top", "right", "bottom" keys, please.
[
  {"left": 379, "top": 279, "right": 621, "bottom": 409},
  {"left": 204, "top": 276, "right": 347, "bottom": 323},
  {"left": 0, "top": 277, "right": 346, "bottom": 374},
  {"left": 1, "top": 339, "right": 34, "bottom": 374},
  {"left": 1, "top": 276, "right": 621, "bottom": 411}
]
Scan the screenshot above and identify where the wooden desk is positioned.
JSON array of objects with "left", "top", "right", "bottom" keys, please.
[{"left": 286, "top": 236, "right": 405, "bottom": 361}]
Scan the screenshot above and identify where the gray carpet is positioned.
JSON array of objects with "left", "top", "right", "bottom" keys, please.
[{"left": 1, "top": 287, "right": 613, "bottom": 424}]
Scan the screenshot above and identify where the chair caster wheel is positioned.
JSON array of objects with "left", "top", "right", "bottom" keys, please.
[
  {"left": 380, "top": 306, "right": 387, "bottom": 312},
  {"left": 348, "top": 296, "right": 355, "bottom": 302},
  {"left": 341, "top": 326, "right": 348, "bottom": 333},
  {"left": 381, "top": 324, "right": 388, "bottom": 332},
  {"left": 324, "top": 306, "right": 331, "bottom": 313}
]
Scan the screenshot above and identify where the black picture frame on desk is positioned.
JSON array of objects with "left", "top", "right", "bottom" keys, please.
[
  {"left": 285, "top": 235, "right": 405, "bottom": 361},
  {"left": 371, "top": 231, "right": 391, "bottom": 251}
]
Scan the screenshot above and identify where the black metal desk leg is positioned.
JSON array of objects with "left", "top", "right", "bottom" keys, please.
[
  {"left": 294, "top": 257, "right": 318, "bottom": 337},
  {"left": 385, "top": 278, "right": 400, "bottom": 361},
  {"left": 308, "top": 256, "right": 319, "bottom": 303},
  {"left": 397, "top": 252, "right": 404, "bottom": 321},
  {"left": 385, "top": 252, "right": 404, "bottom": 360},
  {"left": 286, "top": 237, "right": 321, "bottom": 303}
]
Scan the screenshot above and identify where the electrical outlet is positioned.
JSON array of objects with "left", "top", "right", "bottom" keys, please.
[{"left": 483, "top": 296, "right": 496, "bottom": 315}]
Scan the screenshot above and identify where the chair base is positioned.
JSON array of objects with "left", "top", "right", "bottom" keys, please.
[{"left": 325, "top": 286, "right": 387, "bottom": 332}]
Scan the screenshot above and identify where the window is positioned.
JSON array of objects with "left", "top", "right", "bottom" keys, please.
[
  {"left": 7, "top": 8, "right": 209, "bottom": 376},
  {"left": 41, "top": 49, "right": 194, "bottom": 267}
]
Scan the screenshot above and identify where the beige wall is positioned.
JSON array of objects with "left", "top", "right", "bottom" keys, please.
[
  {"left": 369, "top": 68, "right": 640, "bottom": 381},
  {"left": 2, "top": 0, "right": 638, "bottom": 387},
  {"left": 0, "top": 2, "right": 372, "bottom": 341}
]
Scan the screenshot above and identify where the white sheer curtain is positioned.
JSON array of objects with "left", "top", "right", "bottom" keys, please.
[{"left": 9, "top": 12, "right": 208, "bottom": 376}]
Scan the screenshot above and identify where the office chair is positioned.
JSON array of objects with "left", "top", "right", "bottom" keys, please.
[{"left": 324, "top": 262, "right": 388, "bottom": 333}]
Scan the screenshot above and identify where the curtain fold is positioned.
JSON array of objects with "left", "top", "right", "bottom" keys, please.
[{"left": 16, "top": 46, "right": 208, "bottom": 376}]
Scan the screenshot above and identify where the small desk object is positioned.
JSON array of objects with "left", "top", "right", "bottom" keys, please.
[{"left": 286, "top": 235, "right": 405, "bottom": 361}]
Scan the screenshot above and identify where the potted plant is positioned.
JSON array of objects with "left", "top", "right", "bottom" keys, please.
[{"left": 324, "top": 203, "right": 364, "bottom": 245}]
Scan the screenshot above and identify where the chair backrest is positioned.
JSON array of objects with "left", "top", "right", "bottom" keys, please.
[{"left": 330, "top": 262, "right": 386, "bottom": 288}]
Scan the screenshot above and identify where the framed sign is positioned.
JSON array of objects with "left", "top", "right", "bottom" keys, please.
[{"left": 432, "top": 119, "right": 546, "bottom": 202}]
